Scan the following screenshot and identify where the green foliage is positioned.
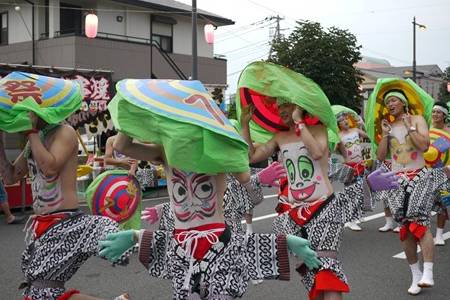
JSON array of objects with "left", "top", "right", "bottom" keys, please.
[{"left": 268, "top": 21, "right": 364, "bottom": 112}]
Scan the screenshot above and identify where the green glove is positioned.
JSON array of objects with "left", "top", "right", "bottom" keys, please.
[
  {"left": 287, "top": 235, "right": 321, "bottom": 270},
  {"left": 99, "top": 230, "right": 137, "bottom": 262}
]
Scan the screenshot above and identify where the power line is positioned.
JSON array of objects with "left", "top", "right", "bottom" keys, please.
[{"left": 221, "top": 39, "right": 268, "bottom": 55}]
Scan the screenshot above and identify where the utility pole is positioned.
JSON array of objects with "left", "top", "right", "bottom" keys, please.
[
  {"left": 191, "top": 0, "right": 198, "bottom": 80},
  {"left": 268, "top": 15, "right": 284, "bottom": 59}
]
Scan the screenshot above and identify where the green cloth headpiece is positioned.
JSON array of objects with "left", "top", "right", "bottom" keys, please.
[
  {"left": 0, "top": 72, "right": 81, "bottom": 133},
  {"left": 108, "top": 79, "right": 249, "bottom": 174},
  {"left": 383, "top": 91, "right": 408, "bottom": 107}
]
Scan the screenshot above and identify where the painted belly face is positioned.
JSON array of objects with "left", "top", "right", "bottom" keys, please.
[
  {"left": 282, "top": 144, "right": 327, "bottom": 202},
  {"left": 28, "top": 159, "right": 63, "bottom": 214},
  {"left": 170, "top": 169, "right": 217, "bottom": 222}
]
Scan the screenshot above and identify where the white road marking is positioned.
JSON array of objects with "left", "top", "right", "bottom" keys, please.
[{"left": 393, "top": 231, "right": 450, "bottom": 259}]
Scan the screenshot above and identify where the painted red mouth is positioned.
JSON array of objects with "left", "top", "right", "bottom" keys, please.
[{"left": 290, "top": 183, "right": 316, "bottom": 201}]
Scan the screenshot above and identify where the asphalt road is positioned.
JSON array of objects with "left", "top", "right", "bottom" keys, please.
[{"left": 1, "top": 186, "right": 449, "bottom": 300}]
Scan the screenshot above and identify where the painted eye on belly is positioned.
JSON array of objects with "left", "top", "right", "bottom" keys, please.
[
  {"left": 193, "top": 181, "right": 214, "bottom": 200},
  {"left": 172, "top": 182, "right": 188, "bottom": 203}
]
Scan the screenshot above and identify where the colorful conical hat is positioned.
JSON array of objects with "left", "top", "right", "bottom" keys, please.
[
  {"left": 365, "top": 78, "right": 434, "bottom": 153},
  {"left": 85, "top": 170, "right": 142, "bottom": 230},
  {"left": 235, "top": 61, "right": 339, "bottom": 146},
  {"left": 108, "top": 79, "right": 249, "bottom": 174},
  {"left": 0, "top": 72, "right": 81, "bottom": 132}
]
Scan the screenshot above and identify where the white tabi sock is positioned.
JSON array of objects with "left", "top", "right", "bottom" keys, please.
[
  {"left": 408, "top": 263, "right": 422, "bottom": 295},
  {"left": 419, "top": 262, "right": 434, "bottom": 287},
  {"left": 436, "top": 227, "right": 444, "bottom": 238},
  {"left": 246, "top": 223, "right": 253, "bottom": 235}
]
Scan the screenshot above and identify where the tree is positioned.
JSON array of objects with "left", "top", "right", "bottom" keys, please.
[
  {"left": 268, "top": 21, "right": 364, "bottom": 111},
  {"left": 438, "top": 66, "right": 450, "bottom": 103}
]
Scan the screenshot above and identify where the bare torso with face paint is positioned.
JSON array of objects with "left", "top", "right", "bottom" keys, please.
[
  {"left": 276, "top": 125, "right": 333, "bottom": 203},
  {"left": 165, "top": 165, "right": 226, "bottom": 229}
]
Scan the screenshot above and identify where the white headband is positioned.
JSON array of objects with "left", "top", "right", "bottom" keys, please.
[{"left": 433, "top": 105, "right": 448, "bottom": 116}]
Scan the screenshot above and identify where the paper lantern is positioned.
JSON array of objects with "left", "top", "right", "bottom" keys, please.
[
  {"left": 204, "top": 24, "right": 215, "bottom": 44},
  {"left": 85, "top": 13, "right": 98, "bottom": 39},
  {"left": 447, "top": 82, "right": 450, "bottom": 93}
]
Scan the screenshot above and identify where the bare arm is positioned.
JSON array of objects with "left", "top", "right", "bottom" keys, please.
[
  {"left": 104, "top": 137, "right": 131, "bottom": 168},
  {"left": 376, "top": 136, "right": 390, "bottom": 161},
  {"left": 28, "top": 125, "right": 78, "bottom": 177},
  {"left": 337, "top": 142, "right": 347, "bottom": 159},
  {"left": 249, "top": 138, "right": 278, "bottom": 164},
  {"left": 357, "top": 129, "right": 369, "bottom": 139},
  {"left": 376, "top": 119, "right": 391, "bottom": 161},
  {"left": 113, "top": 132, "right": 163, "bottom": 162},
  {"left": 407, "top": 116, "right": 429, "bottom": 152},
  {"left": 301, "top": 125, "right": 328, "bottom": 160},
  {"left": 0, "top": 133, "right": 28, "bottom": 185}
]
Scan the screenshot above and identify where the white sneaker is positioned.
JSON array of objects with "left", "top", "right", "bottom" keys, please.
[
  {"left": 251, "top": 279, "right": 263, "bottom": 285},
  {"left": 434, "top": 235, "right": 445, "bottom": 246},
  {"left": 408, "top": 284, "right": 422, "bottom": 295},
  {"left": 347, "top": 221, "right": 362, "bottom": 231},
  {"left": 378, "top": 223, "right": 394, "bottom": 232},
  {"left": 393, "top": 226, "right": 401, "bottom": 233}
]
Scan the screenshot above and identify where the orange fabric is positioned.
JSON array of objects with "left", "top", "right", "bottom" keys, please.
[{"left": 309, "top": 270, "right": 350, "bottom": 300}]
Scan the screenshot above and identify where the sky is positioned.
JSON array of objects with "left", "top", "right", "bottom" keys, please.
[{"left": 179, "top": 0, "right": 450, "bottom": 97}]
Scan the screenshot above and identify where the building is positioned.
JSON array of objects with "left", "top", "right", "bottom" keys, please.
[
  {"left": 357, "top": 56, "right": 444, "bottom": 100},
  {"left": 0, "top": 0, "right": 233, "bottom": 84}
]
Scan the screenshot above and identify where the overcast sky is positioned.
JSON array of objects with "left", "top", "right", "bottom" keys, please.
[{"left": 179, "top": 0, "right": 450, "bottom": 96}]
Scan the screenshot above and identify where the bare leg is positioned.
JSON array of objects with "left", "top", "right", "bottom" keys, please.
[
  {"left": 403, "top": 231, "right": 422, "bottom": 295},
  {"left": 418, "top": 229, "right": 434, "bottom": 288},
  {"left": 323, "top": 292, "right": 342, "bottom": 300},
  {"left": 0, "top": 201, "right": 15, "bottom": 223},
  {"left": 437, "top": 210, "right": 447, "bottom": 229},
  {"left": 419, "top": 229, "right": 434, "bottom": 263},
  {"left": 435, "top": 210, "right": 447, "bottom": 245},
  {"left": 245, "top": 213, "right": 253, "bottom": 234}
]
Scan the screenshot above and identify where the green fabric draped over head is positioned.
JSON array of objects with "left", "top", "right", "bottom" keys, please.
[
  {"left": 108, "top": 79, "right": 249, "bottom": 174},
  {"left": 235, "top": 61, "right": 339, "bottom": 148},
  {"left": 365, "top": 78, "right": 434, "bottom": 154},
  {"left": 0, "top": 72, "right": 82, "bottom": 133}
]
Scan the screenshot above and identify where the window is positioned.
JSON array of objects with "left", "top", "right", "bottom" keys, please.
[
  {"left": 152, "top": 20, "right": 173, "bottom": 53},
  {"left": 152, "top": 34, "right": 172, "bottom": 53},
  {"left": 0, "top": 12, "right": 7, "bottom": 45},
  {"left": 59, "top": 3, "right": 81, "bottom": 35}
]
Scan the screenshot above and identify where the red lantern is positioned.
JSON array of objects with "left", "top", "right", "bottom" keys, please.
[
  {"left": 85, "top": 13, "right": 98, "bottom": 39},
  {"left": 447, "top": 82, "right": 450, "bottom": 93},
  {"left": 204, "top": 24, "right": 215, "bottom": 45}
]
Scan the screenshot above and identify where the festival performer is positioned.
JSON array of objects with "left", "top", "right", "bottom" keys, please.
[
  {"left": 236, "top": 62, "right": 399, "bottom": 300},
  {"left": 334, "top": 105, "right": 371, "bottom": 231},
  {"left": 366, "top": 78, "right": 450, "bottom": 295},
  {"left": 0, "top": 72, "right": 127, "bottom": 300},
  {"left": 424, "top": 101, "right": 450, "bottom": 246},
  {"left": 98, "top": 78, "right": 322, "bottom": 300}
]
